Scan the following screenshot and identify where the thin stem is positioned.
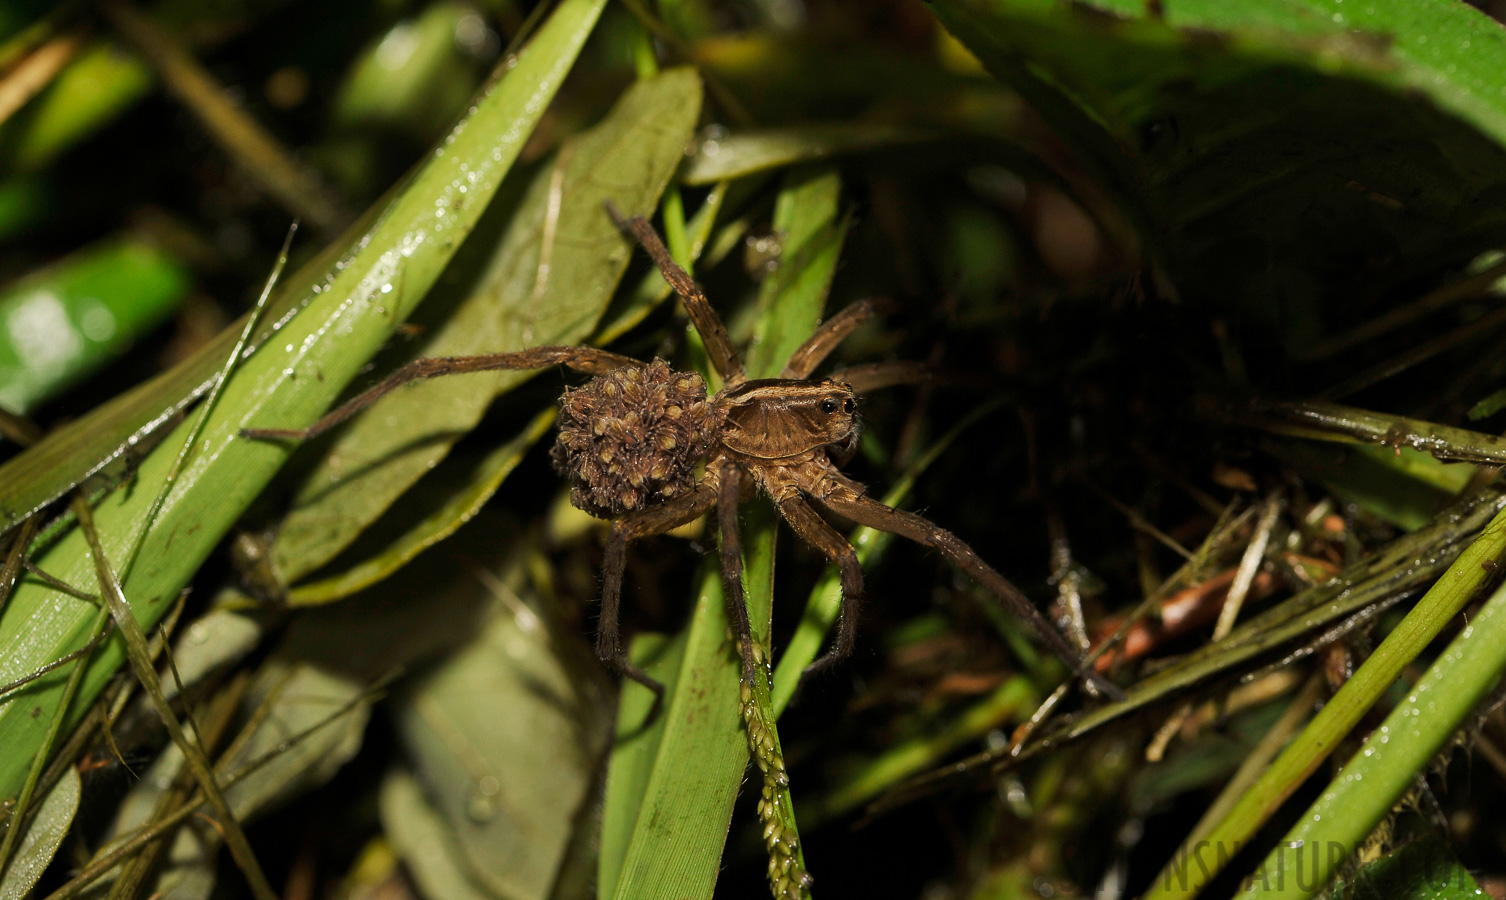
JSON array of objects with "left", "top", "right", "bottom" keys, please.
[{"left": 74, "top": 497, "right": 279, "bottom": 900}]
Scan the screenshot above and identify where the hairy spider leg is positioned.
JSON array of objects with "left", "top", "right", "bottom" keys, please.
[
  {"left": 716, "top": 463, "right": 760, "bottom": 685},
  {"left": 605, "top": 201, "right": 747, "bottom": 387},
  {"left": 240, "top": 346, "right": 643, "bottom": 441},
  {"left": 777, "top": 296, "right": 931, "bottom": 393},
  {"left": 599, "top": 483, "right": 719, "bottom": 708},
  {"left": 772, "top": 494, "right": 865, "bottom": 681},
  {"left": 829, "top": 361, "right": 932, "bottom": 394},
  {"left": 780, "top": 297, "right": 887, "bottom": 379},
  {"left": 812, "top": 474, "right": 1127, "bottom": 701}
]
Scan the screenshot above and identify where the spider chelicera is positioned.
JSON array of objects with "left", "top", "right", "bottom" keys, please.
[{"left": 244, "top": 202, "right": 1121, "bottom": 705}]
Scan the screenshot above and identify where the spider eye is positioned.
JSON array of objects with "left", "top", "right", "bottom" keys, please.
[
  {"left": 843, "top": 398, "right": 855, "bottom": 414},
  {"left": 820, "top": 399, "right": 838, "bottom": 414}
]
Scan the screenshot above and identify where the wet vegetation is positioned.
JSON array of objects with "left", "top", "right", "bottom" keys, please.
[{"left": 4, "top": 1, "right": 1506, "bottom": 898}]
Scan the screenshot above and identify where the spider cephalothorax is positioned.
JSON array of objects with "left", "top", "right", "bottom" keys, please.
[{"left": 243, "top": 203, "right": 1120, "bottom": 704}]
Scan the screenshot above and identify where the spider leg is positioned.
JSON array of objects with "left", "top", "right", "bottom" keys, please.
[
  {"left": 716, "top": 463, "right": 760, "bottom": 685},
  {"left": 600, "top": 483, "right": 718, "bottom": 709},
  {"left": 604, "top": 201, "right": 747, "bottom": 387},
  {"left": 813, "top": 485, "right": 1126, "bottom": 701},
  {"left": 779, "top": 297, "right": 894, "bottom": 379},
  {"left": 774, "top": 494, "right": 865, "bottom": 683},
  {"left": 829, "top": 361, "right": 933, "bottom": 393},
  {"left": 241, "top": 346, "right": 643, "bottom": 441}
]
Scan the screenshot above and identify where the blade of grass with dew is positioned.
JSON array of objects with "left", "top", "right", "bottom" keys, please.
[
  {"left": 0, "top": 194, "right": 385, "bottom": 533},
  {"left": 0, "top": 606, "right": 105, "bottom": 887},
  {"left": 0, "top": 767, "right": 78, "bottom": 900},
  {"left": 1239, "top": 399, "right": 1506, "bottom": 467},
  {"left": 269, "top": 67, "right": 704, "bottom": 591},
  {"left": 603, "top": 165, "right": 844, "bottom": 900},
  {"left": 1143, "top": 502, "right": 1506, "bottom": 900},
  {"left": 0, "top": 0, "right": 606, "bottom": 803},
  {"left": 1240, "top": 576, "right": 1506, "bottom": 899}
]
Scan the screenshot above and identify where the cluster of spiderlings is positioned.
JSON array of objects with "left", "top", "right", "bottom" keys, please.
[
  {"left": 550, "top": 359, "right": 719, "bottom": 518},
  {"left": 739, "top": 642, "right": 813, "bottom": 900}
]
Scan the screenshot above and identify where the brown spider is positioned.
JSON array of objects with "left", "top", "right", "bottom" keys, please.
[{"left": 244, "top": 203, "right": 1121, "bottom": 704}]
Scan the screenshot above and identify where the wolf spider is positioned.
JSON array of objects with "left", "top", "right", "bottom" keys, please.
[{"left": 245, "top": 203, "right": 1121, "bottom": 704}]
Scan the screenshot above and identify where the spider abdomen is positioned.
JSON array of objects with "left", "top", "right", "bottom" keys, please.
[{"left": 551, "top": 359, "right": 719, "bottom": 518}]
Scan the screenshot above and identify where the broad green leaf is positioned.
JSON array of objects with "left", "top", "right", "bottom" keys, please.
[
  {"left": 931, "top": 0, "right": 1506, "bottom": 339},
  {"left": 601, "top": 553, "right": 768, "bottom": 900},
  {"left": 380, "top": 771, "right": 499, "bottom": 900},
  {"left": 389, "top": 562, "right": 611, "bottom": 899},
  {"left": 0, "top": 0, "right": 606, "bottom": 803},
  {"left": 1330, "top": 836, "right": 1487, "bottom": 900},
  {"left": 271, "top": 68, "right": 704, "bottom": 586},
  {"left": 93, "top": 517, "right": 546, "bottom": 900},
  {"left": 0, "top": 765, "right": 78, "bottom": 900},
  {"left": 0, "top": 236, "right": 190, "bottom": 414},
  {"left": 284, "top": 409, "right": 556, "bottom": 605}
]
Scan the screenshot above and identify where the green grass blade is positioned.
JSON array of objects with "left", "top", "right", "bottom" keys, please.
[
  {"left": 1240, "top": 576, "right": 1506, "bottom": 898},
  {"left": 745, "top": 166, "right": 846, "bottom": 377},
  {"left": 602, "top": 564, "right": 758, "bottom": 900},
  {"left": 0, "top": 766, "right": 78, "bottom": 900},
  {"left": 0, "top": 0, "right": 606, "bottom": 804}
]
